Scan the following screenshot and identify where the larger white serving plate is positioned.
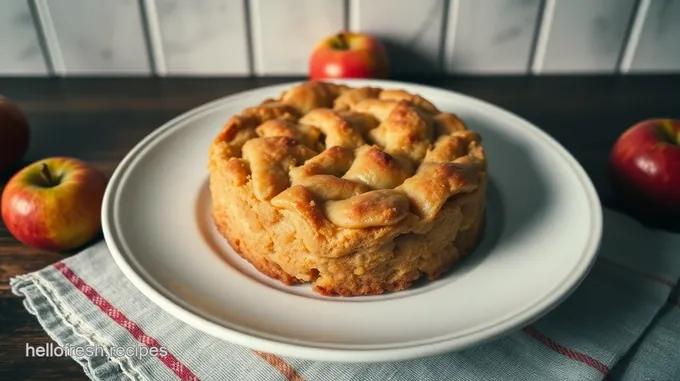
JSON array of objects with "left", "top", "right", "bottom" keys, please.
[{"left": 102, "top": 79, "right": 602, "bottom": 362}]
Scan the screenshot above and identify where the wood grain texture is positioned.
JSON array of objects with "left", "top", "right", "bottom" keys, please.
[
  {"left": 0, "top": 298, "right": 89, "bottom": 380},
  {"left": 0, "top": 1, "right": 48, "bottom": 75},
  {"left": 445, "top": 0, "right": 542, "bottom": 74},
  {"left": 623, "top": 0, "right": 680, "bottom": 73},
  {"left": 36, "top": 0, "right": 151, "bottom": 75},
  {"left": 1, "top": 76, "right": 680, "bottom": 379},
  {"left": 349, "top": 0, "right": 445, "bottom": 75},
  {"left": 533, "top": 0, "right": 637, "bottom": 74},
  {"left": 250, "top": 0, "right": 345, "bottom": 75},
  {"left": 147, "top": 0, "right": 250, "bottom": 76}
]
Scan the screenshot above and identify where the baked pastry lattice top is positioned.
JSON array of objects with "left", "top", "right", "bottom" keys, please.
[{"left": 209, "top": 81, "right": 486, "bottom": 231}]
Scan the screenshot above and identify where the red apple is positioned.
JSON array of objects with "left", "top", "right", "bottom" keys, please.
[
  {"left": 609, "top": 118, "right": 680, "bottom": 212},
  {"left": 0, "top": 96, "right": 30, "bottom": 174},
  {"left": 309, "top": 31, "right": 389, "bottom": 80},
  {"left": 1, "top": 157, "right": 108, "bottom": 251}
]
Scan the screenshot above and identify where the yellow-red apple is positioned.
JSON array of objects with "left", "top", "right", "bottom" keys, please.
[
  {"left": 309, "top": 31, "right": 389, "bottom": 80},
  {"left": 1, "top": 157, "right": 108, "bottom": 251},
  {"left": 609, "top": 118, "right": 680, "bottom": 212},
  {"left": 0, "top": 96, "right": 30, "bottom": 174}
]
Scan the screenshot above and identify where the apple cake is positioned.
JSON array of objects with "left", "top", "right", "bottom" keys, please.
[{"left": 208, "top": 81, "right": 487, "bottom": 296}]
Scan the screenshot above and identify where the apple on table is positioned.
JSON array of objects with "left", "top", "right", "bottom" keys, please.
[
  {"left": 309, "top": 31, "right": 390, "bottom": 80},
  {"left": 609, "top": 118, "right": 680, "bottom": 213},
  {"left": 1, "top": 157, "right": 108, "bottom": 252},
  {"left": 0, "top": 96, "right": 30, "bottom": 175}
]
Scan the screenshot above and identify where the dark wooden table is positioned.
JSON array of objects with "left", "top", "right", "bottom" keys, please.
[{"left": 1, "top": 75, "right": 679, "bottom": 379}]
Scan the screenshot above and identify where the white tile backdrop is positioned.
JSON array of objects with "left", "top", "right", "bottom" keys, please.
[
  {"left": 532, "top": 0, "right": 637, "bottom": 74},
  {"left": 1, "top": 0, "right": 678, "bottom": 76},
  {"left": 251, "top": 0, "right": 345, "bottom": 75},
  {"left": 445, "top": 0, "right": 543, "bottom": 74},
  {"left": 35, "top": 0, "right": 152, "bottom": 75},
  {"left": 350, "top": 0, "right": 445, "bottom": 75},
  {"left": 147, "top": 0, "right": 250, "bottom": 76},
  {"left": 0, "top": 1, "right": 48, "bottom": 75}
]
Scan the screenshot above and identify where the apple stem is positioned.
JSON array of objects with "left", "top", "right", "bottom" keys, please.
[
  {"left": 41, "top": 163, "right": 55, "bottom": 187},
  {"left": 333, "top": 33, "right": 349, "bottom": 50}
]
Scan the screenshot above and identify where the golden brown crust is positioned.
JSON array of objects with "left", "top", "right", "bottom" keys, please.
[{"left": 208, "top": 81, "right": 487, "bottom": 296}]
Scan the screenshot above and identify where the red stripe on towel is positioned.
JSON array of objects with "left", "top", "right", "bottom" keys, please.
[
  {"left": 54, "top": 262, "right": 202, "bottom": 381},
  {"left": 522, "top": 325, "right": 610, "bottom": 375},
  {"left": 254, "top": 351, "right": 306, "bottom": 381},
  {"left": 598, "top": 257, "right": 676, "bottom": 288}
]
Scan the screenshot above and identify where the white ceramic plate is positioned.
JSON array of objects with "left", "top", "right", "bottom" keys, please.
[{"left": 102, "top": 79, "right": 602, "bottom": 362}]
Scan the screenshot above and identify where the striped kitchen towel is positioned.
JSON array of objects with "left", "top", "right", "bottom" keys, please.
[{"left": 10, "top": 208, "right": 680, "bottom": 381}]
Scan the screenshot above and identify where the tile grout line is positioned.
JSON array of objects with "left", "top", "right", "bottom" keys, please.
[
  {"left": 437, "top": 0, "right": 452, "bottom": 74},
  {"left": 242, "top": 0, "right": 256, "bottom": 76},
  {"left": 530, "top": 0, "right": 556, "bottom": 75},
  {"left": 140, "top": 0, "right": 167, "bottom": 76},
  {"left": 613, "top": 0, "right": 644, "bottom": 74},
  {"left": 32, "top": 0, "right": 66, "bottom": 76},
  {"left": 248, "top": 0, "right": 265, "bottom": 76},
  {"left": 441, "top": 0, "right": 460, "bottom": 75},
  {"left": 525, "top": 0, "right": 547, "bottom": 75},
  {"left": 619, "top": 0, "right": 651, "bottom": 74},
  {"left": 348, "top": 0, "right": 359, "bottom": 31},
  {"left": 27, "top": 0, "right": 54, "bottom": 75}
]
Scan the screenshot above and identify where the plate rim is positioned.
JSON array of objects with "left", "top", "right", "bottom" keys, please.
[{"left": 101, "top": 79, "right": 603, "bottom": 362}]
